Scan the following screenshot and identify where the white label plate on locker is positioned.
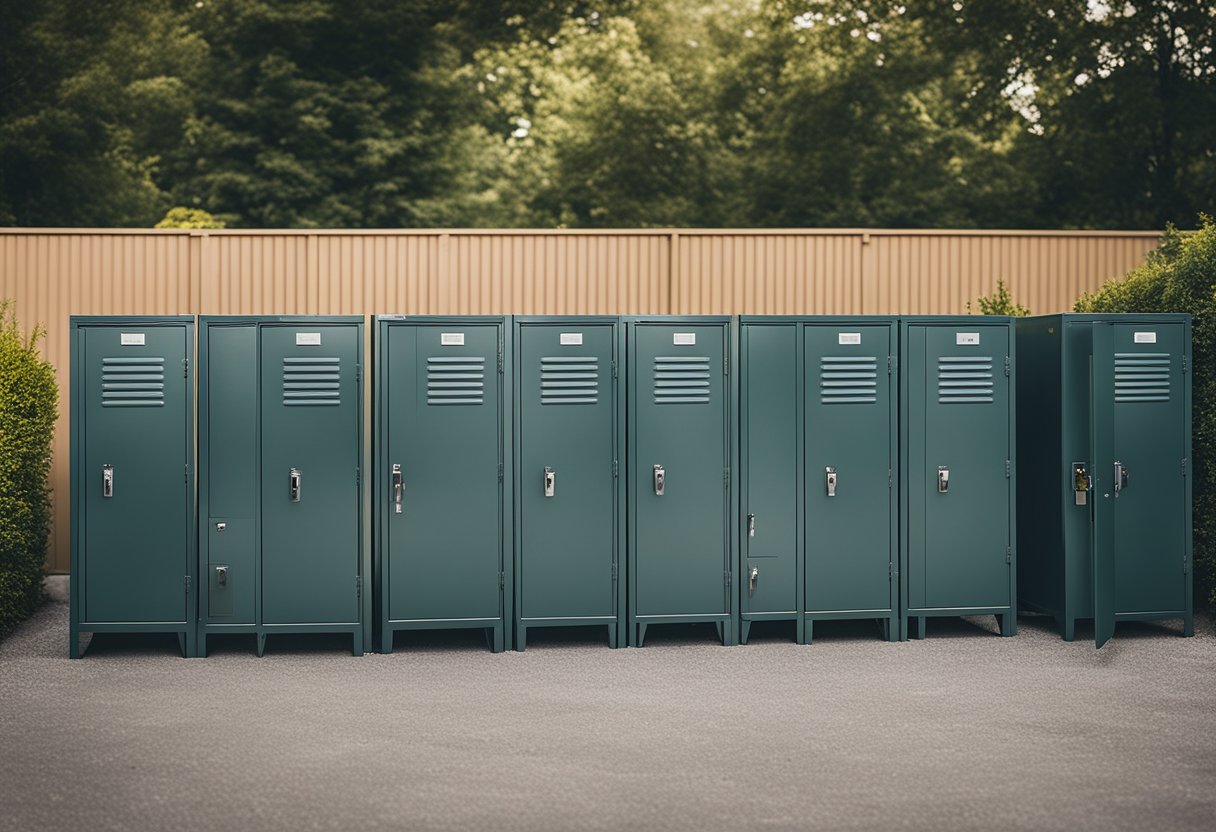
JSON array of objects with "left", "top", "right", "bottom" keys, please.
[
  {"left": 1133, "top": 331, "right": 1157, "bottom": 344},
  {"left": 838, "top": 332, "right": 862, "bottom": 345},
  {"left": 955, "top": 332, "right": 980, "bottom": 345},
  {"left": 296, "top": 332, "right": 322, "bottom": 346},
  {"left": 672, "top": 332, "right": 696, "bottom": 345},
  {"left": 120, "top": 333, "right": 145, "bottom": 346},
  {"left": 560, "top": 332, "right": 583, "bottom": 345},
  {"left": 440, "top": 332, "right": 465, "bottom": 346}
]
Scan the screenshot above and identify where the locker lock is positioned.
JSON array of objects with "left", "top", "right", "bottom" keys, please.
[
  {"left": 937, "top": 466, "right": 950, "bottom": 493},
  {"left": 215, "top": 522, "right": 226, "bottom": 532},
  {"left": 653, "top": 464, "right": 665, "bottom": 496},
  {"left": 749, "top": 566, "right": 759, "bottom": 595},
  {"left": 826, "top": 466, "right": 837, "bottom": 497},
  {"left": 392, "top": 464, "right": 403, "bottom": 514},
  {"left": 747, "top": 513, "right": 756, "bottom": 537},
  {"left": 544, "top": 466, "right": 555, "bottom": 498},
  {"left": 289, "top": 468, "right": 302, "bottom": 503},
  {"left": 215, "top": 565, "right": 228, "bottom": 588},
  {"left": 102, "top": 464, "right": 114, "bottom": 498},
  {"left": 1072, "top": 463, "right": 1089, "bottom": 506},
  {"left": 1113, "top": 461, "right": 1129, "bottom": 497}
]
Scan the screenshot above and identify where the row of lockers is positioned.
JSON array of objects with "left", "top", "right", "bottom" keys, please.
[{"left": 68, "top": 314, "right": 1192, "bottom": 658}]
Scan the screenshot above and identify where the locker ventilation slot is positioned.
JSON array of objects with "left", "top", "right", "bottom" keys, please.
[
  {"left": 541, "top": 356, "right": 598, "bottom": 405},
  {"left": 654, "top": 356, "right": 710, "bottom": 404},
  {"left": 282, "top": 357, "right": 341, "bottom": 406},
  {"left": 1114, "top": 353, "right": 1170, "bottom": 402},
  {"left": 427, "top": 356, "right": 485, "bottom": 405},
  {"left": 938, "top": 356, "right": 994, "bottom": 403},
  {"left": 101, "top": 357, "right": 165, "bottom": 407},
  {"left": 820, "top": 356, "right": 877, "bottom": 404}
]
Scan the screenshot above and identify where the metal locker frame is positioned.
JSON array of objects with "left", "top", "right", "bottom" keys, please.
[
  {"left": 69, "top": 316, "right": 197, "bottom": 658},
  {"left": 196, "top": 316, "right": 370, "bottom": 657},
  {"left": 374, "top": 315, "right": 513, "bottom": 653},
  {"left": 626, "top": 315, "right": 738, "bottom": 647},
  {"left": 1016, "top": 312, "right": 1193, "bottom": 646},
  {"left": 900, "top": 315, "right": 1017, "bottom": 641},
  {"left": 512, "top": 316, "right": 626, "bottom": 650}
]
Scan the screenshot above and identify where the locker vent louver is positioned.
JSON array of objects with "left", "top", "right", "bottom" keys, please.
[
  {"left": 282, "top": 357, "right": 340, "bottom": 406},
  {"left": 541, "top": 356, "right": 598, "bottom": 405},
  {"left": 654, "top": 356, "right": 710, "bottom": 404},
  {"left": 1114, "top": 353, "right": 1170, "bottom": 403},
  {"left": 820, "top": 356, "right": 877, "bottom": 404},
  {"left": 101, "top": 357, "right": 165, "bottom": 407},
  {"left": 938, "top": 356, "right": 994, "bottom": 403},
  {"left": 427, "top": 356, "right": 485, "bottom": 405}
]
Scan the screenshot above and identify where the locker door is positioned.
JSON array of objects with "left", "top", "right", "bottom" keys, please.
[
  {"left": 81, "top": 325, "right": 189, "bottom": 623},
  {"left": 1092, "top": 321, "right": 1188, "bottom": 645},
  {"left": 632, "top": 323, "right": 729, "bottom": 618},
  {"left": 917, "top": 325, "right": 1011, "bottom": 609},
  {"left": 260, "top": 324, "right": 360, "bottom": 625},
  {"left": 518, "top": 323, "right": 616, "bottom": 619},
  {"left": 804, "top": 324, "right": 895, "bottom": 614},
  {"left": 385, "top": 323, "right": 503, "bottom": 622}
]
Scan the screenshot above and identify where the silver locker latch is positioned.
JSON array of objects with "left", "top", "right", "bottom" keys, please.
[
  {"left": 289, "top": 468, "right": 302, "bottom": 503},
  {"left": 544, "top": 466, "right": 555, "bottom": 498},
  {"left": 749, "top": 566, "right": 759, "bottom": 595},
  {"left": 1113, "top": 461, "right": 1128, "bottom": 497},
  {"left": 653, "top": 464, "right": 665, "bottom": 496},
  {"left": 392, "top": 464, "right": 403, "bottom": 514},
  {"left": 826, "top": 466, "right": 837, "bottom": 497},
  {"left": 215, "top": 522, "right": 226, "bottom": 532},
  {"left": 102, "top": 464, "right": 114, "bottom": 498},
  {"left": 1072, "top": 463, "right": 1089, "bottom": 506},
  {"left": 215, "top": 565, "right": 228, "bottom": 588},
  {"left": 747, "top": 513, "right": 755, "bottom": 537},
  {"left": 937, "top": 466, "right": 949, "bottom": 493}
]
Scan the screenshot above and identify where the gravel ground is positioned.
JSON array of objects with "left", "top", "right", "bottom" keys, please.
[{"left": 2, "top": 577, "right": 1213, "bottom": 832}]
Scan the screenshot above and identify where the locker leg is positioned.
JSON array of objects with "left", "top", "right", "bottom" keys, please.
[
  {"left": 999, "top": 613, "right": 1016, "bottom": 637},
  {"left": 739, "top": 620, "right": 751, "bottom": 646},
  {"left": 913, "top": 616, "right": 926, "bottom": 640},
  {"left": 352, "top": 629, "right": 363, "bottom": 657},
  {"left": 606, "top": 624, "right": 617, "bottom": 649},
  {"left": 176, "top": 632, "right": 187, "bottom": 658},
  {"left": 489, "top": 625, "right": 504, "bottom": 654},
  {"left": 185, "top": 626, "right": 198, "bottom": 659},
  {"left": 805, "top": 619, "right": 814, "bottom": 645},
  {"left": 255, "top": 633, "right": 267, "bottom": 657},
  {"left": 380, "top": 628, "right": 394, "bottom": 654},
  {"left": 1182, "top": 615, "right": 1194, "bottom": 638},
  {"left": 636, "top": 622, "right": 648, "bottom": 648},
  {"left": 517, "top": 626, "right": 528, "bottom": 652},
  {"left": 197, "top": 631, "right": 208, "bottom": 658},
  {"left": 1059, "top": 616, "right": 1076, "bottom": 642},
  {"left": 884, "top": 617, "right": 898, "bottom": 643},
  {"left": 724, "top": 618, "right": 737, "bottom": 647},
  {"left": 69, "top": 625, "right": 81, "bottom": 659},
  {"left": 795, "top": 616, "right": 807, "bottom": 645}
]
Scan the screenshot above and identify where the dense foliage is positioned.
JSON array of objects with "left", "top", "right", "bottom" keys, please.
[
  {"left": 1077, "top": 217, "right": 1216, "bottom": 610},
  {"left": 1, "top": 1, "right": 1212, "bottom": 229},
  {"left": 0, "top": 301, "right": 58, "bottom": 640}
]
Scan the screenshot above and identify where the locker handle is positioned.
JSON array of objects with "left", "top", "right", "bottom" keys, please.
[
  {"left": 747, "top": 513, "right": 755, "bottom": 537},
  {"left": 289, "top": 468, "right": 302, "bottom": 503},
  {"left": 653, "top": 464, "right": 665, "bottom": 496},
  {"left": 102, "top": 464, "right": 114, "bottom": 498},
  {"left": 826, "top": 466, "right": 837, "bottom": 497},
  {"left": 937, "top": 466, "right": 949, "bottom": 494},
  {"left": 392, "top": 464, "right": 403, "bottom": 514},
  {"left": 1113, "top": 461, "right": 1128, "bottom": 497},
  {"left": 544, "top": 466, "right": 555, "bottom": 498},
  {"left": 749, "top": 566, "right": 759, "bottom": 595}
]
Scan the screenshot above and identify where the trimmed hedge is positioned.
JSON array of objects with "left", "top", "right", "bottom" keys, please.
[
  {"left": 1076, "top": 216, "right": 1216, "bottom": 611},
  {"left": 0, "top": 301, "right": 58, "bottom": 640}
]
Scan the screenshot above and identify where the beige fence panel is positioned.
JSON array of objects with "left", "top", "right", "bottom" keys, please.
[{"left": 0, "top": 227, "right": 1160, "bottom": 572}]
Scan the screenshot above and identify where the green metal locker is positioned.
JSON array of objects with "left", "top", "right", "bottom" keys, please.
[
  {"left": 197, "top": 317, "right": 368, "bottom": 657},
  {"left": 739, "top": 318, "right": 898, "bottom": 645},
  {"left": 901, "top": 317, "right": 1016, "bottom": 640},
  {"left": 376, "top": 317, "right": 512, "bottom": 653},
  {"left": 627, "top": 317, "right": 735, "bottom": 647},
  {"left": 513, "top": 317, "right": 625, "bottom": 650},
  {"left": 70, "top": 317, "right": 196, "bottom": 658},
  {"left": 1017, "top": 314, "right": 1192, "bottom": 647}
]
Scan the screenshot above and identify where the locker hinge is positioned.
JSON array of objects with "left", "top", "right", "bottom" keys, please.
[
  {"left": 356, "top": 576, "right": 361, "bottom": 598},
  {"left": 888, "top": 561, "right": 894, "bottom": 579},
  {"left": 355, "top": 467, "right": 360, "bottom": 487},
  {"left": 612, "top": 564, "right": 618, "bottom": 582},
  {"left": 724, "top": 344, "right": 729, "bottom": 376},
  {"left": 724, "top": 570, "right": 732, "bottom": 587},
  {"left": 1005, "top": 459, "right": 1011, "bottom": 478},
  {"left": 183, "top": 358, "right": 189, "bottom": 378},
  {"left": 612, "top": 360, "right": 618, "bottom": 379},
  {"left": 185, "top": 465, "right": 188, "bottom": 483},
  {"left": 497, "top": 463, "right": 504, "bottom": 483},
  {"left": 723, "top": 467, "right": 730, "bottom": 489},
  {"left": 497, "top": 339, "right": 504, "bottom": 374},
  {"left": 1004, "top": 355, "right": 1011, "bottom": 377},
  {"left": 1006, "top": 546, "right": 1012, "bottom": 564},
  {"left": 888, "top": 468, "right": 893, "bottom": 488},
  {"left": 612, "top": 460, "right": 618, "bottom": 478},
  {"left": 1183, "top": 556, "right": 1190, "bottom": 574},
  {"left": 1182, "top": 458, "right": 1188, "bottom": 478},
  {"left": 185, "top": 575, "right": 191, "bottom": 595},
  {"left": 1182, "top": 356, "right": 1189, "bottom": 373},
  {"left": 356, "top": 365, "right": 362, "bottom": 384},
  {"left": 499, "top": 571, "right": 505, "bottom": 589},
  {"left": 887, "top": 355, "right": 894, "bottom": 375}
]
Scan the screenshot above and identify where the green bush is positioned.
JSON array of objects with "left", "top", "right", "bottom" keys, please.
[
  {"left": 968, "top": 280, "right": 1030, "bottom": 316},
  {"left": 0, "top": 301, "right": 58, "bottom": 640},
  {"left": 154, "top": 207, "right": 225, "bottom": 229},
  {"left": 1076, "top": 216, "right": 1216, "bottom": 611}
]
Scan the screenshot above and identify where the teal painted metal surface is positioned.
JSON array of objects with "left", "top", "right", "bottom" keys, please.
[
  {"left": 375, "top": 317, "right": 512, "bottom": 653},
  {"left": 627, "top": 317, "right": 736, "bottom": 647},
  {"left": 738, "top": 317, "right": 897, "bottom": 645},
  {"left": 1016, "top": 314, "right": 1192, "bottom": 646},
  {"left": 197, "top": 317, "right": 368, "bottom": 657},
  {"left": 513, "top": 317, "right": 625, "bottom": 650},
  {"left": 69, "top": 317, "right": 196, "bottom": 658},
  {"left": 901, "top": 317, "right": 1016, "bottom": 640}
]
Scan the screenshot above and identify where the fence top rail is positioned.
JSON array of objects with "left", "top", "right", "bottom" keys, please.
[{"left": 0, "top": 227, "right": 1166, "bottom": 238}]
